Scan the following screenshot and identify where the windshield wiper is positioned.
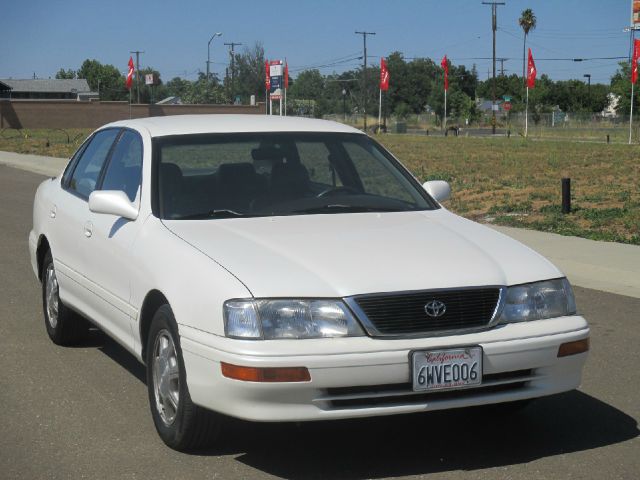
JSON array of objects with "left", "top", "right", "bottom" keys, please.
[
  {"left": 171, "top": 209, "right": 255, "bottom": 220},
  {"left": 291, "top": 204, "right": 406, "bottom": 214}
]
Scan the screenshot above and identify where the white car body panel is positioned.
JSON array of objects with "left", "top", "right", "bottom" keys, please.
[
  {"left": 28, "top": 114, "right": 589, "bottom": 424},
  {"left": 163, "top": 208, "right": 562, "bottom": 300}
]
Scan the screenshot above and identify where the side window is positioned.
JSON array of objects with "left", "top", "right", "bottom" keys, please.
[
  {"left": 344, "top": 141, "right": 415, "bottom": 203},
  {"left": 297, "top": 141, "right": 343, "bottom": 187},
  {"left": 68, "top": 129, "right": 120, "bottom": 198},
  {"left": 62, "top": 137, "right": 91, "bottom": 186},
  {"left": 101, "top": 130, "right": 143, "bottom": 202}
]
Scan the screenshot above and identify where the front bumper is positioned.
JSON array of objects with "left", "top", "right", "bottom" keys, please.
[{"left": 179, "top": 315, "right": 589, "bottom": 422}]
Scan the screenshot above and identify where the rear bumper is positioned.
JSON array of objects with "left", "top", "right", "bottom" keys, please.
[{"left": 179, "top": 316, "right": 589, "bottom": 422}]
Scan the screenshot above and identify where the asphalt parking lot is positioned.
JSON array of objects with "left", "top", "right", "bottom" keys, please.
[{"left": 1, "top": 165, "right": 638, "bottom": 480}]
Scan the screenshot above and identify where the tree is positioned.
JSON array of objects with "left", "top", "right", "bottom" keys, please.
[
  {"left": 55, "top": 68, "right": 76, "bottom": 79},
  {"left": 233, "top": 42, "right": 266, "bottom": 103},
  {"left": 77, "top": 59, "right": 127, "bottom": 101},
  {"left": 519, "top": 9, "right": 537, "bottom": 86},
  {"left": 610, "top": 61, "right": 639, "bottom": 115}
]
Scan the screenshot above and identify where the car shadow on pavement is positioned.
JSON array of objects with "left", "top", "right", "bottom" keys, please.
[
  {"left": 215, "top": 391, "right": 637, "bottom": 479},
  {"left": 91, "top": 330, "right": 638, "bottom": 479},
  {"left": 91, "top": 329, "right": 147, "bottom": 384}
]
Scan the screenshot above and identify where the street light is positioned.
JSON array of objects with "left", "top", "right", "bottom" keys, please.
[
  {"left": 206, "top": 32, "right": 223, "bottom": 84},
  {"left": 342, "top": 89, "right": 347, "bottom": 122}
]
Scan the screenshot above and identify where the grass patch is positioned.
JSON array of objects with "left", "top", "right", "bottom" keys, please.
[
  {"left": 378, "top": 135, "right": 640, "bottom": 245},
  {"left": 0, "top": 128, "right": 638, "bottom": 245}
]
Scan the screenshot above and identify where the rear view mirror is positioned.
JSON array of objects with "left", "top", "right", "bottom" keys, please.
[
  {"left": 423, "top": 180, "right": 451, "bottom": 203},
  {"left": 89, "top": 190, "right": 139, "bottom": 220}
]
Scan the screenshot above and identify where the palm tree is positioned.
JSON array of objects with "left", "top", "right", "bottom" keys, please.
[{"left": 519, "top": 9, "right": 537, "bottom": 86}]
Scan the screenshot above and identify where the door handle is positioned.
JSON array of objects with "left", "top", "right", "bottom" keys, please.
[
  {"left": 50, "top": 205, "right": 57, "bottom": 218},
  {"left": 84, "top": 221, "right": 93, "bottom": 238}
]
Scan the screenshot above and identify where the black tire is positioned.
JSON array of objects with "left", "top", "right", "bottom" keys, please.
[
  {"left": 41, "top": 250, "right": 87, "bottom": 345},
  {"left": 146, "top": 304, "right": 221, "bottom": 451}
]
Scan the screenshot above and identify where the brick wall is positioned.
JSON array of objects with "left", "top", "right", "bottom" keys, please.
[{"left": 0, "top": 100, "right": 266, "bottom": 129}]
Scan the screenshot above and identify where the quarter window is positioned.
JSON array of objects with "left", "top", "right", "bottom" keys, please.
[
  {"left": 68, "top": 129, "right": 119, "bottom": 198},
  {"left": 101, "top": 131, "right": 143, "bottom": 202}
]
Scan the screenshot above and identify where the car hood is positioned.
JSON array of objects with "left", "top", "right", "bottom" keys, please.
[{"left": 163, "top": 209, "right": 563, "bottom": 298}]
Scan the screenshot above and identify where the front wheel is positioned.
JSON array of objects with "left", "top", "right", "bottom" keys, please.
[
  {"left": 146, "top": 304, "right": 221, "bottom": 451},
  {"left": 41, "top": 250, "right": 87, "bottom": 345}
]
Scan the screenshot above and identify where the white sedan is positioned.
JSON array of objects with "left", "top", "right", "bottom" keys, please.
[{"left": 29, "top": 115, "right": 589, "bottom": 451}]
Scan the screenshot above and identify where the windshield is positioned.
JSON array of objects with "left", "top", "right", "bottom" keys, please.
[{"left": 153, "top": 132, "right": 437, "bottom": 220}]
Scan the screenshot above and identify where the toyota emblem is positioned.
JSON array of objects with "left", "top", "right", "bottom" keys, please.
[{"left": 425, "top": 300, "right": 446, "bottom": 318}]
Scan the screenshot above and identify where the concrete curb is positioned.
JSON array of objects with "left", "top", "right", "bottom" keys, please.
[
  {"left": 0, "top": 150, "right": 68, "bottom": 178},
  {"left": 2, "top": 150, "right": 638, "bottom": 299}
]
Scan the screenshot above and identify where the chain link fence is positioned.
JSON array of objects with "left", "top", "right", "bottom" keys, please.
[{"left": 323, "top": 112, "right": 640, "bottom": 143}]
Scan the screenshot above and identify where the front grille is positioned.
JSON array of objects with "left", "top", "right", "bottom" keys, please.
[
  {"left": 351, "top": 287, "right": 501, "bottom": 336},
  {"left": 322, "top": 369, "right": 533, "bottom": 409}
]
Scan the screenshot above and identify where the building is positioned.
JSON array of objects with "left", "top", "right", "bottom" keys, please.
[{"left": 0, "top": 78, "right": 98, "bottom": 101}]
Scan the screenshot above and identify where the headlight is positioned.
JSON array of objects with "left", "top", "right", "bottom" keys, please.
[
  {"left": 224, "top": 299, "right": 365, "bottom": 339},
  {"left": 498, "top": 278, "right": 577, "bottom": 323}
]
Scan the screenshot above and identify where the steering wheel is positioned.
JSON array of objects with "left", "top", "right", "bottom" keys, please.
[{"left": 316, "top": 185, "right": 360, "bottom": 198}]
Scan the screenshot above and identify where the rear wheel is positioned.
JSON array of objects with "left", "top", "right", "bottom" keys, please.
[
  {"left": 146, "top": 304, "right": 221, "bottom": 451},
  {"left": 41, "top": 250, "right": 87, "bottom": 345}
]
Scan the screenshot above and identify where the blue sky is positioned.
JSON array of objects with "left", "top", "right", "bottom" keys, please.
[{"left": 0, "top": 0, "right": 633, "bottom": 85}]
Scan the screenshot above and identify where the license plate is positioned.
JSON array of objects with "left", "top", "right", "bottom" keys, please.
[{"left": 412, "top": 347, "right": 483, "bottom": 392}]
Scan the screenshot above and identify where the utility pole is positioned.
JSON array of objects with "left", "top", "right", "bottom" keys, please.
[
  {"left": 130, "top": 50, "right": 144, "bottom": 104},
  {"left": 498, "top": 57, "right": 508, "bottom": 76},
  {"left": 355, "top": 31, "right": 376, "bottom": 132},
  {"left": 224, "top": 42, "right": 242, "bottom": 103},
  {"left": 482, "top": 2, "right": 505, "bottom": 134}
]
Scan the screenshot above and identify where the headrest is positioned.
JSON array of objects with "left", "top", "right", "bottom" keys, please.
[
  {"left": 160, "top": 163, "right": 183, "bottom": 181},
  {"left": 251, "top": 146, "right": 283, "bottom": 162},
  {"left": 270, "top": 162, "right": 310, "bottom": 190},
  {"left": 217, "top": 163, "right": 256, "bottom": 183}
]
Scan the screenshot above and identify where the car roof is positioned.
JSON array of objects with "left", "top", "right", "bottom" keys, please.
[{"left": 104, "top": 114, "right": 365, "bottom": 138}]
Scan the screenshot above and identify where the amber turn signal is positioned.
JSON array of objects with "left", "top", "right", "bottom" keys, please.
[
  {"left": 557, "top": 338, "right": 590, "bottom": 357},
  {"left": 221, "top": 362, "right": 311, "bottom": 382}
]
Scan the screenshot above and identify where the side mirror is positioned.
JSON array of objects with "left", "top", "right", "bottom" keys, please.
[
  {"left": 89, "top": 190, "right": 138, "bottom": 220},
  {"left": 423, "top": 180, "right": 451, "bottom": 203}
]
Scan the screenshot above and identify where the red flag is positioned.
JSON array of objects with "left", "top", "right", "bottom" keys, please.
[
  {"left": 632, "top": 39, "right": 640, "bottom": 84},
  {"left": 284, "top": 61, "right": 289, "bottom": 89},
  {"left": 527, "top": 48, "right": 537, "bottom": 89},
  {"left": 379, "top": 57, "right": 389, "bottom": 91},
  {"left": 441, "top": 55, "right": 449, "bottom": 91},
  {"left": 265, "top": 60, "right": 270, "bottom": 90},
  {"left": 126, "top": 56, "right": 134, "bottom": 90}
]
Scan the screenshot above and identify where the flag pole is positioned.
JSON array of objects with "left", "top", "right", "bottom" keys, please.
[
  {"left": 378, "top": 88, "right": 382, "bottom": 133},
  {"left": 129, "top": 88, "right": 132, "bottom": 119},
  {"left": 525, "top": 86, "right": 529, "bottom": 138},
  {"left": 444, "top": 89, "right": 447, "bottom": 131},
  {"left": 630, "top": 81, "right": 635, "bottom": 144}
]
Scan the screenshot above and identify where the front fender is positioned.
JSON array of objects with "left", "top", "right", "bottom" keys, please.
[{"left": 130, "top": 216, "right": 251, "bottom": 355}]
